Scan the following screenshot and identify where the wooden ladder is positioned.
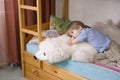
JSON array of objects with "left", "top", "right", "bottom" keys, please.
[
  {"left": 18, "top": 0, "right": 43, "bottom": 76},
  {"left": 18, "top": 0, "right": 68, "bottom": 77}
]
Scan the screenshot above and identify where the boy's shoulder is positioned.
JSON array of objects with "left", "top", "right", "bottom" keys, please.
[{"left": 82, "top": 28, "right": 92, "bottom": 32}]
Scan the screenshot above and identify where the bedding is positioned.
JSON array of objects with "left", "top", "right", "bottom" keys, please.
[
  {"left": 26, "top": 20, "right": 120, "bottom": 80},
  {"left": 91, "top": 20, "right": 120, "bottom": 68},
  {"left": 95, "top": 40, "right": 120, "bottom": 68},
  {"left": 50, "top": 15, "right": 71, "bottom": 34},
  {"left": 26, "top": 42, "right": 120, "bottom": 80},
  {"left": 45, "top": 30, "right": 60, "bottom": 38}
]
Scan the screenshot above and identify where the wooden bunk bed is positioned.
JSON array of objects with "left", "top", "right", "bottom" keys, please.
[
  {"left": 18, "top": 0, "right": 87, "bottom": 80},
  {"left": 18, "top": 0, "right": 120, "bottom": 80}
]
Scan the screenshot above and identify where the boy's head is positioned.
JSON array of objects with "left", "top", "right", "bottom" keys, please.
[{"left": 66, "top": 21, "right": 87, "bottom": 38}]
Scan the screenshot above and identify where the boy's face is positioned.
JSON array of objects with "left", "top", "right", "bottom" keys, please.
[{"left": 68, "top": 27, "right": 82, "bottom": 38}]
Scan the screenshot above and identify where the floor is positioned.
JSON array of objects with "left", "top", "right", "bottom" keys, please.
[{"left": 0, "top": 65, "right": 27, "bottom": 80}]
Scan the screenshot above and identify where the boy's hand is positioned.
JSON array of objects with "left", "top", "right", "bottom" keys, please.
[
  {"left": 67, "top": 36, "right": 80, "bottom": 46},
  {"left": 67, "top": 38, "right": 73, "bottom": 46}
]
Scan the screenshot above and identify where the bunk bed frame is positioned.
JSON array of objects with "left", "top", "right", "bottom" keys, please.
[{"left": 18, "top": 0, "right": 88, "bottom": 80}]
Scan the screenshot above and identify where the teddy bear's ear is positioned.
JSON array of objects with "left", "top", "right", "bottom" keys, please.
[{"left": 38, "top": 38, "right": 51, "bottom": 49}]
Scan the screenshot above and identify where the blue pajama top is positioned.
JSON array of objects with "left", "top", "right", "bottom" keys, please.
[{"left": 76, "top": 28, "right": 111, "bottom": 53}]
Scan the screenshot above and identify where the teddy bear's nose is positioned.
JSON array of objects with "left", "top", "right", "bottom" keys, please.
[{"left": 34, "top": 56, "right": 37, "bottom": 60}]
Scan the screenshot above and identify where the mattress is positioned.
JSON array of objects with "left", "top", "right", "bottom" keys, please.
[{"left": 26, "top": 42, "right": 120, "bottom": 80}]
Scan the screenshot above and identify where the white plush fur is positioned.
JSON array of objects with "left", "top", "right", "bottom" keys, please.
[
  {"left": 71, "top": 42, "right": 97, "bottom": 62},
  {"left": 35, "top": 34, "right": 97, "bottom": 63},
  {"left": 35, "top": 35, "right": 71, "bottom": 63}
]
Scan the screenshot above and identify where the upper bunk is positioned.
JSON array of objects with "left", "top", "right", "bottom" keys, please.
[{"left": 18, "top": 0, "right": 68, "bottom": 42}]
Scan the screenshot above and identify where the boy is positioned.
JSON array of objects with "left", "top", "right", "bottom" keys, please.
[{"left": 67, "top": 21, "right": 111, "bottom": 53}]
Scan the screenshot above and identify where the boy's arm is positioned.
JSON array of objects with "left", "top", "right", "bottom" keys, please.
[
  {"left": 67, "top": 37, "right": 80, "bottom": 46},
  {"left": 71, "top": 37, "right": 80, "bottom": 44}
]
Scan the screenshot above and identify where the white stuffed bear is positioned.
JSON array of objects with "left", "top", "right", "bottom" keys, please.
[{"left": 35, "top": 34, "right": 97, "bottom": 63}]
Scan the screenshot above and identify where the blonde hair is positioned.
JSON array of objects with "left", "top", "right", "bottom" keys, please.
[{"left": 67, "top": 21, "right": 90, "bottom": 37}]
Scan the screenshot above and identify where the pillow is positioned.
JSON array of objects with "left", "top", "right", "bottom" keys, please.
[
  {"left": 93, "top": 21, "right": 120, "bottom": 45},
  {"left": 45, "top": 30, "right": 60, "bottom": 38},
  {"left": 50, "top": 15, "right": 71, "bottom": 34}
]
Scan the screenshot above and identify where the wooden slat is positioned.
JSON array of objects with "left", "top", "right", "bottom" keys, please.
[
  {"left": 21, "top": 22, "right": 49, "bottom": 35},
  {"left": 43, "top": 62, "right": 89, "bottom": 80},
  {"left": 21, "top": 28, "right": 38, "bottom": 36},
  {"left": 18, "top": 0, "right": 25, "bottom": 77},
  {"left": 25, "top": 71, "right": 42, "bottom": 80},
  {"left": 20, "top": 5, "right": 37, "bottom": 11},
  {"left": 24, "top": 22, "right": 49, "bottom": 31},
  {"left": 25, "top": 63, "right": 62, "bottom": 80},
  {"left": 25, "top": 25, "right": 37, "bottom": 31},
  {"left": 42, "top": 22, "right": 49, "bottom": 30},
  {"left": 26, "top": 22, "right": 49, "bottom": 30},
  {"left": 23, "top": 51, "right": 40, "bottom": 68},
  {"left": 62, "top": 0, "right": 68, "bottom": 19},
  {"left": 37, "top": 0, "right": 42, "bottom": 42}
]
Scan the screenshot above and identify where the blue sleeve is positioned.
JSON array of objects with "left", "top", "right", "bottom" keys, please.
[{"left": 76, "top": 30, "right": 87, "bottom": 41}]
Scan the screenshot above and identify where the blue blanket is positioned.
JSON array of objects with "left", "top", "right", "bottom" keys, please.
[{"left": 26, "top": 43, "right": 120, "bottom": 80}]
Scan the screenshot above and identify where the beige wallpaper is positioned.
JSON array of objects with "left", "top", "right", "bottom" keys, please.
[{"left": 56, "top": 0, "right": 120, "bottom": 25}]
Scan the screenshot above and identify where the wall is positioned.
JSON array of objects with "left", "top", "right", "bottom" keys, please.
[
  {"left": 55, "top": 0, "right": 62, "bottom": 18},
  {"left": 56, "top": 0, "right": 120, "bottom": 25}
]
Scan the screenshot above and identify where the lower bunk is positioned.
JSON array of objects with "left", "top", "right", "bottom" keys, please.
[
  {"left": 23, "top": 51, "right": 87, "bottom": 80},
  {"left": 24, "top": 42, "right": 120, "bottom": 80}
]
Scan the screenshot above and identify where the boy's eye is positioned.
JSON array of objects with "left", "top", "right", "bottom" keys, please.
[{"left": 71, "top": 31, "right": 73, "bottom": 34}]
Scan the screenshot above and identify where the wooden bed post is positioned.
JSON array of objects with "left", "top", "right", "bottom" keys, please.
[
  {"left": 62, "top": 0, "right": 68, "bottom": 19},
  {"left": 18, "top": 0, "right": 25, "bottom": 77},
  {"left": 36, "top": 0, "right": 42, "bottom": 42}
]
